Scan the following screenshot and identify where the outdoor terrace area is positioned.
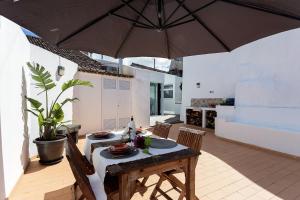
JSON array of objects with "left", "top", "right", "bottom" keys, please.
[{"left": 9, "top": 123, "right": 300, "bottom": 200}]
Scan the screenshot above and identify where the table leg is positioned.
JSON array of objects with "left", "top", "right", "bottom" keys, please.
[
  {"left": 202, "top": 110, "right": 206, "bottom": 128},
  {"left": 119, "top": 173, "right": 130, "bottom": 200},
  {"left": 185, "top": 157, "right": 196, "bottom": 200}
]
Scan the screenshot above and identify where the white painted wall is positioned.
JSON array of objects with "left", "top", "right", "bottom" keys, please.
[
  {"left": 234, "top": 79, "right": 300, "bottom": 131},
  {"left": 73, "top": 72, "right": 102, "bottom": 135},
  {"left": 181, "top": 28, "right": 300, "bottom": 121},
  {"left": 131, "top": 67, "right": 183, "bottom": 124},
  {"left": 131, "top": 69, "right": 157, "bottom": 128},
  {"left": 163, "top": 74, "right": 182, "bottom": 115},
  {"left": 215, "top": 119, "right": 300, "bottom": 156},
  {"left": 182, "top": 28, "right": 300, "bottom": 155},
  {"left": 0, "top": 17, "right": 30, "bottom": 198},
  {"left": 181, "top": 53, "right": 237, "bottom": 120},
  {"left": 0, "top": 114, "right": 4, "bottom": 200},
  {"left": 29, "top": 44, "right": 78, "bottom": 156},
  {"left": 125, "top": 66, "right": 166, "bottom": 123},
  {"left": 174, "top": 76, "right": 182, "bottom": 104}
]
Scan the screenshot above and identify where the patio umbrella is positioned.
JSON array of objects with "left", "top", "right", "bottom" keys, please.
[{"left": 1, "top": 0, "right": 300, "bottom": 58}]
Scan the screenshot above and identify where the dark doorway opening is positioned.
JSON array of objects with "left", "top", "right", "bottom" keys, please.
[{"left": 150, "top": 82, "right": 161, "bottom": 116}]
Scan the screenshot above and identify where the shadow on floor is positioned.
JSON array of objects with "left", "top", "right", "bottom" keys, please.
[
  {"left": 24, "top": 159, "right": 48, "bottom": 174},
  {"left": 43, "top": 179, "right": 174, "bottom": 200},
  {"left": 44, "top": 185, "right": 75, "bottom": 200}
]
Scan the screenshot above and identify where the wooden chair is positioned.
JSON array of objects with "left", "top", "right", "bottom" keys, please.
[
  {"left": 66, "top": 134, "right": 138, "bottom": 200},
  {"left": 152, "top": 122, "right": 172, "bottom": 139},
  {"left": 150, "top": 127, "right": 205, "bottom": 200},
  {"left": 66, "top": 155, "right": 98, "bottom": 200},
  {"left": 66, "top": 133, "right": 95, "bottom": 175},
  {"left": 140, "top": 122, "right": 172, "bottom": 187}
]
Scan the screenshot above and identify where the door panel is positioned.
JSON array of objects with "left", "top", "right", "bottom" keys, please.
[
  {"left": 102, "top": 77, "right": 118, "bottom": 130},
  {"left": 118, "top": 117, "right": 130, "bottom": 129},
  {"left": 118, "top": 79, "right": 132, "bottom": 129},
  {"left": 103, "top": 118, "right": 117, "bottom": 130},
  {"left": 101, "top": 77, "right": 132, "bottom": 130}
]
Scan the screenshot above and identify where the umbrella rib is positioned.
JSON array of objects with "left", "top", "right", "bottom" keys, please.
[
  {"left": 221, "top": 0, "right": 300, "bottom": 21},
  {"left": 134, "top": 24, "right": 153, "bottom": 29},
  {"left": 111, "top": 13, "right": 153, "bottom": 28},
  {"left": 162, "top": 0, "right": 170, "bottom": 58},
  {"left": 57, "top": 0, "right": 135, "bottom": 46},
  {"left": 156, "top": 0, "right": 163, "bottom": 28},
  {"left": 165, "top": 18, "right": 196, "bottom": 29},
  {"left": 165, "top": 0, "right": 216, "bottom": 28},
  {"left": 175, "top": 0, "right": 230, "bottom": 51},
  {"left": 164, "top": 0, "right": 187, "bottom": 26},
  {"left": 121, "top": 0, "right": 157, "bottom": 28},
  {"left": 114, "top": 0, "right": 151, "bottom": 58}
]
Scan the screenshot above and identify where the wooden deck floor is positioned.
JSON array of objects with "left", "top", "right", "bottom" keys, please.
[{"left": 9, "top": 124, "right": 300, "bottom": 200}]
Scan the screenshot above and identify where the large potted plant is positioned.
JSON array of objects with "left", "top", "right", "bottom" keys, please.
[{"left": 26, "top": 62, "right": 92, "bottom": 164}]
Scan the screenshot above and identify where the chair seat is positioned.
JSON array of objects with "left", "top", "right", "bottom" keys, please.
[{"left": 87, "top": 174, "right": 107, "bottom": 200}]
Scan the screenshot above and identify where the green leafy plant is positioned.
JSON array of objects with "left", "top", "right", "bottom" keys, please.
[
  {"left": 26, "top": 62, "right": 93, "bottom": 140},
  {"left": 142, "top": 136, "right": 152, "bottom": 155},
  {"left": 144, "top": 136, "right": 152, "bottom": 147}
]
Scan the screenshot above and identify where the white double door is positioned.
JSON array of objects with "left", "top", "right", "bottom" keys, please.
[{"left": 101, "top": 77, "right": 132, "bottom": 130}]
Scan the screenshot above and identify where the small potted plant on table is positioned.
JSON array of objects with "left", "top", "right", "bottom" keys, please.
[{"left": 26, "top": 62, "right": 92, "bottom": 165}]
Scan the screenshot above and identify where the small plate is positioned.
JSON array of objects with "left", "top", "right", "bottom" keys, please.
[
  {"left": 109, "top": 143, "right": 129, "bottom": 155},
  {"left": 93, "top": 131, "right": 109, "bottom": 138},
  {"left": 100, "top": 147, "right": 139, "bottom": 159},
  {"left": 87, "top": 132, "right": 115, "bottom": 140}
]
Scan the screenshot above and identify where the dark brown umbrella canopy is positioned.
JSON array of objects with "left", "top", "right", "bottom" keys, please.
[{"left": 1, "top": 0, "right": 300, "bottom": 58}]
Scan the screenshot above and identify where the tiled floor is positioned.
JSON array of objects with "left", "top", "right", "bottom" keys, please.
[{"left": 9, "top": 124, "right": 300, "bottom": 200}]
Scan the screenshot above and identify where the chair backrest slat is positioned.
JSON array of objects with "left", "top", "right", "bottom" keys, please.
[
  {"left": 152, "top": 122, "right": 172, "bottom": 139},
  {"left": 66, "top": 155, "right": 96, "bottom": 200},
  {"left": 66, "top": 134, "right": 95, "bottom": 175},
  {"left": 177, "top": 127, "right": 205, "bottom": 164}
]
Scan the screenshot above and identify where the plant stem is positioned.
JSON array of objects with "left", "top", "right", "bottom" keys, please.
[
  {"left": 45, "top": 89, "right": 49, "bottom": 118},
  {"left": 48, "top": 91, "right": 63, "bottom": 117}
]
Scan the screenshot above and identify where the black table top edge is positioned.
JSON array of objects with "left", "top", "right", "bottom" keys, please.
[{"left": 106, "top": 148, "right": 200, "bottom": 176}]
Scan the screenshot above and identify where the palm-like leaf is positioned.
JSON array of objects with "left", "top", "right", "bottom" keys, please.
[
  {"left": 27, "top": 62, "right": 56, "bottom": 93},
  {"left": 61, "top": 98, "right": 79, "bottom": 107},
  {"left": 52, "top": 103, "right": 64, "bottom": 123},
  {"left": 38, "top": 114, "right": 44, "bottom": 127},
  {"left": 26, "top": 96, "right": 42, "bottom": 109},
  {"left": 62, "top": 79, "right": 93, "bottom": 92},
  {"left": 26, "top": 97, "right": 44, "bottom": 115}
]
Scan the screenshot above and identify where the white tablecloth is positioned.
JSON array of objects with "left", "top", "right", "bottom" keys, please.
[
  {"left": 83, "top": 130, "right": 125, "bottom": 161},
  {"left": 84, "top": 130, "right": 154, "bottom": 161},
  {"left": 92, "top": 142, "right": 187, "bottom": 183}
]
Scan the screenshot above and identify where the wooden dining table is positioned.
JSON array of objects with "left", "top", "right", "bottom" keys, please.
[{"left": 87, "top": 134, "right": 200, "bottom": 200}]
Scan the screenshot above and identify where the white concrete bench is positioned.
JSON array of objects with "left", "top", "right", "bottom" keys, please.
[{"left": 215, "top": 106, "right": 300, "bottom": 157}]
